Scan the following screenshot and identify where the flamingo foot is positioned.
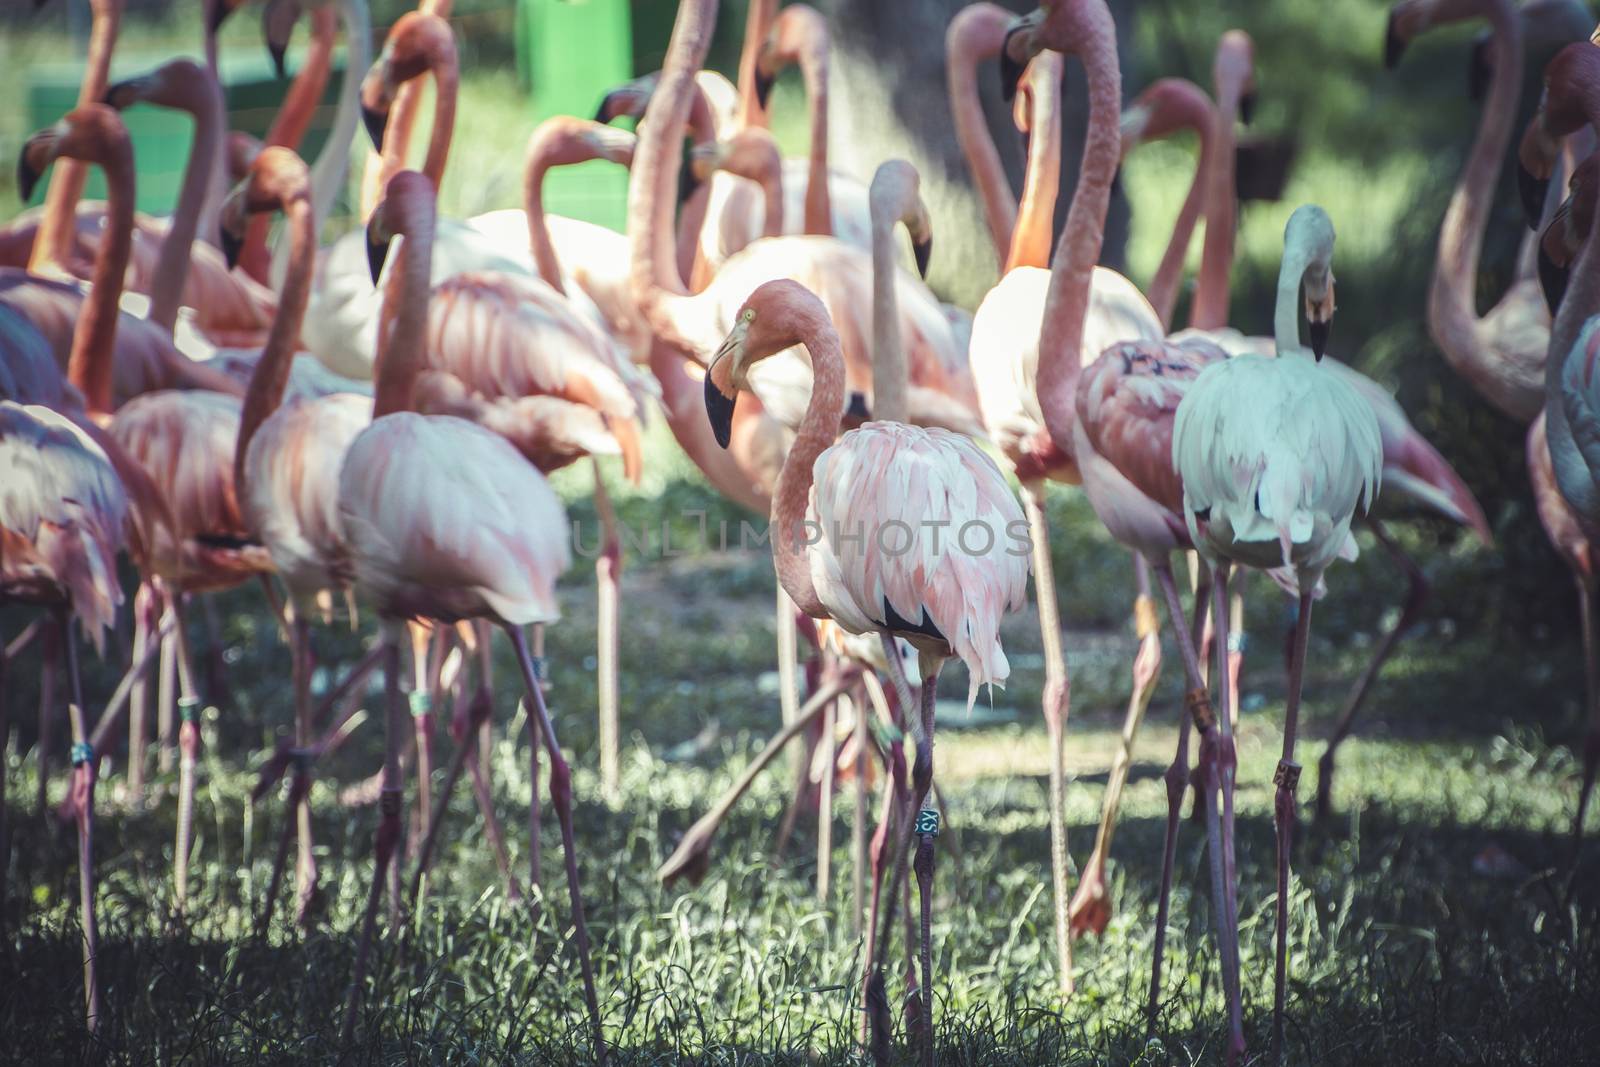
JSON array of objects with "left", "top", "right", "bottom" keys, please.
[{"left": 1067, "top": 855, "right": 1111, "bottom": 939}]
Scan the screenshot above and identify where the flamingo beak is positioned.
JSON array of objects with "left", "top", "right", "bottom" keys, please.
[
  {"left": 676, "top": 137, "right": 704, "bottom": 206},
  {"left": 207, "top": 0, "right": 234, "bottom": 36},
  {"left": 102, "top": 75, "right": 148, "bottom": 110},
  {"left": 270, "top": 41, "right": 289, "bottom": 80},
  {"left": 365, "top": 220, "right": 393, "bottom": 285},
  {"left": 846, "top": 392, "right": 871, "bottom": 420},
  {"left": 1538, "top": 241, "right": 1569, "bottom": 315},
  {"left": 1518, "top": 161, "right": 1550, "bottom": 231},
  {"left": 912, "top": 235, "right": 933, "bottom": 280},
  {"left": 754, "top": 68, "right": 777, "bottom": 111},
  {"left": 16, "top": 126, "right": 61, "bottom": 204},
  {"left": 1383, "top": 8, "right": 1409, "bottom": 69},
  {"left": 220, "top": 214, "right": 245, "bottom": 272},
  {"left": 1238, "top": 89, "right": 1257, "bottom": 126},
  {"left": 704, "top": 327, "right": 746, "bottom": 449},
  {"left": 1467, "top": 32, "right": 1491, "bottom": 102},
  {"left": 999, "top": 27, "right": 1030, "bottom": 105},
  {"left": 1305, "top": 277, "right": 1335, "bottom": 360}
]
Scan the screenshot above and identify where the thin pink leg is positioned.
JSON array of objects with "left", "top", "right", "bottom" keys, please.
[
  {"left": 508, "top": 624, "right": 607, "bottom": 1065},
  {"left": 1271, "top": 592, "right": 1316, "bottom": 1064},
  {"left": 528, "top": 623, "right": 544, "bottom": 893},
  {"left": 1209, "top": 567, "right": 1246, "bottom": 1063},
  {"left": 861, "top": 683, "right": 907, "bottom": 1053},
  {"left": 35, "top": 623, "right": 59, "bottom": 817},
  {"left": 60, "top": 613, "right": 103, "bottom": 1035},
  {"left": 127, "top": 583, "right": 157, "bottom": 801},
  {"left": 169, "top": 594, "right": 206, "bottom": 916},
  {"left": 911, "top": 664, "right": 942, "bottom": 1067},
  {"left": 339, "top": 632, "right": 406, "bottom": 1046}
]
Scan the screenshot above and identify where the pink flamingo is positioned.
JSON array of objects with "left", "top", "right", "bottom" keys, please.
[
  {"left": 1174, "top": 204, "right": 1383, "bottom": 1064},
  {"left": 1004, "top": 2, "right": 1266, "bottom": 1050},
  {"left": 217, "top": 147, "right": 373, "bottom": 932},
  {"left": 1521, "top": 43, "right": 1600, "bottom": 842},
  {"left": 335, "top": 169, "right": 604, "bottom": 1059}
]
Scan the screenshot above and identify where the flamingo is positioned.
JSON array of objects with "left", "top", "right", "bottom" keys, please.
[
  {"left": 215, "top": 147, "right": 373, "bottom": 931},
  {"left": 334, "top": 169, "right": 604, "bottom": 1060},
  {"left": 1520, "top": 42, "right": 1600, "bottom": 844},
  {"left": 1173, "top": 205, "right": 1383, "bottom": 1062}
]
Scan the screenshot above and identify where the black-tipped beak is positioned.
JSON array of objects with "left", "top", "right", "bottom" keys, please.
[
  {"left": 362, "top": 103, "right": 389, "bottom": 151},
  {"left": 1383, "top": 11, "right": 1408, "bottom": 69},
  {"left": 704, "top": 365, "right": 737, "bottom": 449},
  {"left": 754, "top": 70, "right": 777, "bottom": 111},
  {"left": 912, "top": 236, "right": 932, "bottom": 280},
  {"left": 221, "top": 225, "right": 244, "bottom": 271},
  {"left": 846, "top": 391, "right": 871, "bottom": 420},
  {"left": 1307, "top": 318, "right": 1330, "bottom": 360},
  {"left": 17, "top": 149, "right": 44, "bottom": 204},
  {"left": 102, "top": 77, "right": 138, "bottom": 109},
  {"left": 1238, "top": 90, "right": 1257, "bottom": 126},
  {"left": 1518, "top": 163, "right": 1549, "bottom": 230},
  {"left": 999, "top": 26, "right": 1028, "bottom": 104},
  {"left": 593, "top": 87, "right": 631, "bottom": 125},
  {"left": 270, "top": 42, "right": 289, "bottom": 81},
  {"left": 1538, "top": 242, "right": 1569, "bottom": 316},
  {"left": 676, "top": 138, "right": 702, "bottom": 207},
  {"left": 365, "top": 228, "right": 391, "bottom": 285},
  {"left": 1467, "top": 36, "right": 1491, "bottom": 102}
]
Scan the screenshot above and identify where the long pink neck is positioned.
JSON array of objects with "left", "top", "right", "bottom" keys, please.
[
  {"left": 736, "top": 0, "right": 776, "bottom": 129},
  {"left": 798, "top": 38, "right": 833, "bottom": 236},
  {"left": 1188, "top": 84, "right": 1237, "bottom": 330},
  {"left": 235, "top": 198, "right": 316, "bottom": 490},
  {"left": 360, "top": 0, "right": 454, "bottom": 221},
  {"left": 373, "top": 208, "right": 435, "bottom": 418},
  {"left": 1428, "top": 0, "right": 1521, "bottom": 381},
  {"left": 1036, "top": 4, "right": 1121, "bottom": 459},
  {"left": 1548, "top": 112, "right": 1600, "bottom": 398},
  {"left": 31, "top": 0, "right": 122, "bottom": 274},
  {"left": 68, "top": 140, "right": 134, "bottom": 417},
  {"left": 524, "top": 153, "right": 566, "bottom": 294},
  {"left": 772, "top": 312, "right": 845, "bottom": 619},
  {"left": 648, "top": 340, "right": 769, "bottom": 514},
  {"left": 149, "top": 70, "right": 226, "bottom": 332},
  {"left": 946, "top": 4, "right": 1016, "bottom": 268},
  {"left": 1144, "top": 85, "right": 1213, "bottom": 329},
  {"left": 626, "top": 0, "right": 719, "bottom": 357},
  {"left": 1005, "top": 54, "right": 1063, "bottom": 273}
]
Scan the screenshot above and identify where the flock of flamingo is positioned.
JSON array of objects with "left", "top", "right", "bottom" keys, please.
[{"left": 1, "top": 0, "right": 1597, "bottom": 1062}]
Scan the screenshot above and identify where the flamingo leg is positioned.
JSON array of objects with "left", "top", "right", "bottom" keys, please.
[
  {"left": 1070, "top": 554, "right": 1163, "bottom": 940},
  {"left": 860, "top": 680, "right": 907, "bottom": 1052},
  {"left": 408, "top": 623, "right": 435, "bottom": 891},
  {"left": 475, "top": 620, "right": 496, "bottom": 789},
  {"left": 169, "top": 593, "right": 206, "bottom": 915},
  {"left": 657, "top": 672, "right": 854, "bottom": 884},
  {"left": 507, "top": 624, "right": 607, "bottom": 1065},
  {"left": 259, "top": 614, "right": 322, "bottom": 939},
  {"left": 339, "top": 630, "right": 406, "bottom": 1047},
  {"left": 1271, "top": 591, "right": 1316, "bottom": 1064},
  {"left": 527, "top": 622, "right": 545, "bottom": 893},
  {"left": 1146, "top": 566, "right": 1210, "bottom": 1029},
  {"left": 853, "top": 675, "right": 891, "bottom": 934},
  {"left": 1154, "top": 564, "right": 1243, "bottom": 1061},
  {"left": 127, "top": 582, "right": 157, "bottom": 801},
  {"left": 1574, "top": 576, "right": 1600, "bottom": 850},
  {"left": 1210, "top": 566, "right": 1246, "bottom": 1063},
  {"left": 59, "top": 612, "right": 103, "bottom": 1036},
  {"left": 34, "top": 623, "right": 59, "bottom": 819},
  {"left": 1315, "top": 519, "right": 1428, "bottom": 821},
  {"left": 911, "top": 662, "right": 942, "bottom": 1067},
  {"left": 1227, "top": 589, "right": 1244, "bottom": 730},
  {"left": 0, "top": 632, "right": 8, "bottom": 940},
  {"left": 156, "top": 590, "right": 177, "bottom": 776},
  {"left": 1023, "top": 487, "right": 1074, "bottom": 994},
  {"left": 593, "top": 462, "right": 622, "bottom": 807},
  {"left": 817, "top": 696, "right": 837, "bottom": 903}
]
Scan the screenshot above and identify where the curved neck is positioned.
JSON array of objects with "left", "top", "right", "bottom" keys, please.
[
  {"left": 870, "top": 205, "right": 907, "bottom": 424},
  {"left": 1143, "top": 90, "right": 1213, "bottom": 329},
  {"left": 1036, "top": 6, "right": 1121, "bottom": 457},
  {"left": 1549, "top": 129, "right": 1600, "bottom": 397},
  {"left": 235, "top": 198, "right": 316, "bottom": 490},
  {"left": 30, "top": 0, "right": 122, "bottom": 274},
  {"left": 1429, "top": 1, "right": 1521, "bottom": 351},
  {"left": 149, "top": 72, "right": 227, "bottom": 332},
  {"left": 799, "top": 42, "right": 832, "bottom": 236},
  {"left": 373, "top": 212, "right": 435, "bottom": 419},
  {"left": 68, "top": 145, "right": 134, "bottom": 416},
  {"left": 1006, "top": 57, "right": 1062, "bottom": 273},
  {"left": 946, "top": 5, "right": 1016, "bottom": 268},
  {"left": 1188, "top": 90, "right": 1237, "bottom": 330},
  {"left": 773, "top": 318, "right": 846, "bottom": 618},
  {"left": 756, "top": 161, "right": 784, "bottom": 238},
  {"left": 626, "top": 0, "right": 720, "bottom": 358},
  {"left": 524, "top": 153, "right": 566, "bottom": 293},
  {"left": 302, "top": 0, "right": 372, "bottom": 269},
  {"left": 360, "top": 0, "right": 453, "bottom": 221},
  {"left": 736, "top": 0, "right": 776, "bottom": 129},
  {"left": 268, "top": 7, "right": 338, "bottom": 151},
  {"left": 1273, "top": 247, "right": 1307, "bottom": 353}
]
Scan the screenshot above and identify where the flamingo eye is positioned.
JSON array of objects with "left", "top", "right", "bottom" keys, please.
[{"left": 741, "top": 309, "right": 755, "bottom": 323}]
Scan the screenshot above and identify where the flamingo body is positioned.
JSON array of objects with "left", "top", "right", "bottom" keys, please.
[{"left": 338, "top": 411, "right": 569, "bottom": 625}]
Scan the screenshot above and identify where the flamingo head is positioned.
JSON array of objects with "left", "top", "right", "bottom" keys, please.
[
  {"left": 360, "top": 11, "right": 457, "bottom": 151},
  {"left": 16, "top": 105, "right": 131, "bottom": 204},
  {"left": 691, "top": 127, "right": 781, "bottom": 188},
  {"left": 1469, "top": 0, "right": 1596, "bottom": 102},
  {"left": 206, "top": 0, "right": 253, "bottom": 36},
  {"left": 103, "top": 58, "right": 216, "bottom": 116},
  {"left": 219, "top": 146, "right": 311, "bottom": 271},
  {"left": 1537, "top": 153, "right": 1600, "bottom": 315},
  {"left": 754, "top": 3, "right": 829, "bottom": 111},
  {"left": 869, "top": 158, "right": 934, "bottom": 280},
  {"left": 1518, "top": 42, "right": 1600, "bottom": 229},
  {"left": 998, "top": 8, "right": 1042, "bottom": 104},
  {"left": 261, "top": 0, "right": 304, "bottom": 81},
  {"left": 1283, "top": 205, "right": 1338, "bottom": 359},
  {"left": 226, "top": 130, "right": 266, "bottom": 184},
  {"left": 592, "top": 72, "right": 659, "bottom": 124},
  {"left": 1215, "top": 30, "right": 1256, "bottom": 124},
  {"left": 704, "top": 280, "right": 836, "bottom": 448},
  {"left": 364, "top": 170, "right": 436, "bottom": 285},
  {"left": 1119, "top": 78, "right": 1212, "bottom": 160}
]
